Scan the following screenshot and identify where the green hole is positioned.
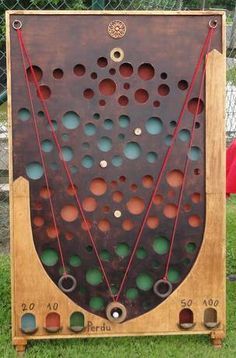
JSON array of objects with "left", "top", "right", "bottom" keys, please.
[
  {"left": 136, "top": 247, "right": 147, "bottom": 259},
  {"left": 62, "top": 111, "right": 80, "bottom": 129},
  {"left": 188, "top": 146, "right": 201, "bottom": 161},
  {"left": 186, "top": 242, "right": 196, "bottom": 253},
  {"left": 89, "top": 297, "right": 105, "bottom": 311},
  {"left": 111, "top": 286, "right": 118, "bottom": 295},
  {"left": 84, "top": 123, "right": 96, "bottom": 136},
  {"left": 136, "top": 273, "right": 154, "bottom": 291},
  {"left": 112, "top": 156, "right": 123, "bottom": 167},
  {"left": 100, "top": 249, "right": 110, "bottom": 261},
  {"left": 69, "top": 255, "right": 81, "bottom": 267},
  {"left": 167, "top": 267, "right": 181, "bottom": 283},
  {"left": 146, "top": 151, "right": 158, "bottom": 163},
  {"left": 47, "top": 120, "right": 58, "bottom": 131},
  {"left": 145, "top": 117, "right": 163, "bottom": 135},
  {"left": 183, "top": 258, "right": 191, "bottom": 266},
  {"left": 179, "top": 129, "right": 190, "bottom": 142},
  {"left": 153, "top": 236, "right": 170, "bottom": 255},
  {"left": 41, "top": 248, "right": 58, "bottom": 266},
  {"left": 26, "top": 162, "right": 44, "bottom": 180},
  {"left": 152, "top": 260, "right": 160, "bottom": 269},
  {"left": 124, "top": 141, "right": 141, "bottom": 160},
  {"left": 97, "top": 136, "right": 112, "bottom": 152},
  {"left": 119, "top": 115, "right": 130, "bottom": 128},
  {"left": 86, "top": 268, "right": 103, "bottom": 286},
  {"left": 41, "top": 139, "right": 53, "bottom": 153},
  {"left": 70, "top": 312, "right": 84, "bottom": 330},
  {"left": 165, "top": 135, "right": 172, "bottom": 146},
  {"left": 104, "top": 119, "right": 113, "bottom": 130},
  {"left": 126, "top": 288, "right": 139, "bottom": 300},
  {"left": 18, "top": 108, "right": 30, "bottom": 121},
  {"left": 60, "top": 146, "right": 73, "bottom": 161},
  {"left": 82, "top": 155, "right": 94, "bottom": 169},
  {"left": 115, "top": 243, "right": 130, "bottom": 258}
]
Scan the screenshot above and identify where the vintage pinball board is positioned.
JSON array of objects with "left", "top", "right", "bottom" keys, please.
[{"left": 7, "top": 10, "right": 226, "bottom": 353}]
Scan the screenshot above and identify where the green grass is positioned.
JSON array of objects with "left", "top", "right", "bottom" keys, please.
[
  {"left": 227, "top": 67, "right": 236, "bottom": 86},
  {"left": 0, "top": 198, "right": 236, "bottom": 357}
]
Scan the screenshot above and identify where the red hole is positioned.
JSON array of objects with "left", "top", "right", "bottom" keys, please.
[
  {"left": 33, "top": 216, "right": 44, "bottom": 227},
  {"left": 97, "top": 57, "right": 108, "bottom": 67},
  {"left": 188, "top": 215, "right": 201, "bottom": 227},
  {"left": 66, "top": 184, "right": 78, "bottom": 196},
  {"left": 98, "top": 219, "right": 110, "bottom": 232},
  {"left": 124, "top": 82, "right": 130, "bottom": 90},
  {"left": 147, "top": 216, "right": 159, "bottom": 229},
  {"left": 119, "top": 176, "right": 126, "bottom": 182},
  {"left": 178, "top": 80, "right": 188, "bottom": 90},
  {"left": 74, "top": 64, "right": 86, "bottom": 76},
  {"left": 158, "top": 84, "right": 170, "bottom": 96},
  {"left": 163, "top": 204, "right": 177, "bottom": 218},
  {"left": 99, "top": 79, "right": 116, "bottom": 96},
  {"left": 119, "top": 63, "right": 133, "bottom": 77},
  {"left": 27, "top": 65, "right": 42, "bottom": 82},
  {"left": 83, "top": 88, "right": 94, "bottom": 99},
  {"left": 91, "top": 72, "right": 97, "bottom": 79},
  {"left": 138, "top": 63, "right": 155, "bottom": 80},
  {"left": 127, "top": 197, "right": 145, "bottom": 215},
  {"left": 40, "top": 186, "right": 53, "bottom": 199},
  {"left": 109, "top": 68, "right": 116, "bottom": 75},
  {"left": 81, "top": 219, "right": 92, "bottom": 231},
  {"left": 153, "top": 100, "right": 160, "bottom": 107},
  {"left": 142, "top": 175, "right": 154, "bottom": 189},
  {"left": 166, "top": 170, "right": 184, "bottom": 188},
  {"left": 53, "top": 68, "right": 63, "bottom": 79},
  {"left": 103, "top": 205, "right": 110, "bottom": 213},
  {"left": 183, "top": 204, "right": 191, "bottom": 212},
  {"left": 135, "top": 89, "right": 149, "bottom": 103},
  {"left": 122, "top": 219, "right": 134, "bottom": 231},
  {"left": 153, "top": 195, "right": 163, "bottom": 205},
  {"left": 82, "top": 197, "right": 97, "bottom": 212},
  {"left": 37, "top": 85, "right": 51, "bottom": 100},
  {"left": 47, "top": 225, "right": 59, "bottom": 239},
  {"left": 130, "top": 184, "right": 138, "bottom": 192},
  {"left": 112, "top": 191, "right": 123, "bottom": 203},
  {"left": 33, "top": 201, "right": 42, "bottom": 210},
  {"left": 188, "top": 98, "right": 204, "bottom": 114},
  {"left": 118, "top": 95, "right": 129, "bottom": 106},
  {"left": 191, "top": 192, "right": 201, "bottom": 203},
  {"left": 60, "top": 205, "right": 78, "bottom": 222},
  {"left": 90, "top": 178, "right": 107, "bottom": 196},
  {"left": 65, "top": 232, "right": 73, "bottom": 241},
  {"left": 99, "top": 99, "right": 106, "bottom": 106}
]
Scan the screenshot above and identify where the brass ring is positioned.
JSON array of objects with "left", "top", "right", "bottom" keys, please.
[
  {"left": 12, "top": 19, "right": 22, "bottom": 30},
  {"left": 106, "top": 302, "right": 127, "bottom": 323},
  {"left": 58, "top": 274, "right": 77, "bottom": 293},
  {"left": 153, "top": 279, "right": 173, "bottom": 298}
]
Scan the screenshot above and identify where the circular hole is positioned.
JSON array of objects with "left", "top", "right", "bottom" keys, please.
[
  {"left": 65, "top": 232, "right": 73, "bottom": 241},
  {"left": 145, "top": 117, "right": 163, "bottom": 135},
  {"left": 179, "top": 129, "right": 191, "bottom": 142},
  {"left": 130, "top": 183, "right": 138, "bottom": 192},
  {"left": 46, "top": 225, "right": 59, "bottom": 239},
  {"left": 168, "top": 267, "right": 181, "bottom": 283},
  {"left": 97, "top": 136, "right": 112, "bottom": 152},
  {"left": 170, "top": 120, "right": 177, "bottom": 128},
  {"left": 71, "top": 165, "right": 78, "bottom": 174},
  {"left": 74, "top": 64, "right": 86, "bottom": 76},
  {"left": 59, "top": 146, "right": 73, "bottom": 162},
  {"left": 103, "top": 205, "right": 110, "bottom": 213},
  {"left": 124, "top": 142, "right": 141, "bottom": 160},
  {"left": 126, "top": 288, "right": 139, "bottom": 300},
  {"left": 184, "top": 204, "right": 191, "bottom": 212},
  {"left": 82, "top": 142, "right": 90, "bottom": 150},
  {"left": 178, "top": 80, "right": 188, "bottom": 90},
  {"left": 41, "top": 248, "right": 58, "bottom": 266},
  {"left": 124, "top": 82, "right": 130, "bottom": 90},
  {"left": 38, "top": 111, "right": 44, "bottom": 118},
  {"left": 142, "top": 175, "right": 154, "bottom": 189},
  {"left": 166, "top": 170, "right": 184, "bottom": 187},
  {"left": 118, "top": 96, "right": 129, "bottom": 106},
  {"left": 186, "top": 242, "right": 197, "bottom": 253},
  {"left": 90, "top": 178, "right": 107, "bottom": 196},
  {"left": 165, "top": 135, "right": 173, "bottom": 146},
  {"left": 83, "top": 88, "right": 94, "bottom": 99},
  {"left": 122, "top": 219, "right": 134, "bottom": 231},
  {"left": 100, "top": 249, "right": 111, "bottom": 261},
  {"left": 89, "top": 297, "right": 105, "bottom": 311},
  {"left": 86, "top": 245, "right": 93, "bottom": 253},
  {"left": 33, "top": 216, "right": 44, "bottom": 227},
  {"left": 119, "top": 63, "right": 133, "bottom": 77},
  {"left": 58, "top": 275, "right": 77, "bottom": 293},
  {"left": 47, "top": 120, "right": 57, "bottom": 132},
  {"left": 109, "top": 68, "right": 116, "bottom": 75},
  {"left": 86, "top": 268, "right": 103, "bottom": 286},
  {"left": 84, "top": 123, "right": 96, "bottom": 136},
  {"left": 147, "top": 216, "right": 159, "bottom": 229},
  {"left": 69, "top": 255, "right": 81, "bottom": 267},
  {"left": 136, "top": 247, "right": 147, "bottom": 259},
  {"left": 119, "top": 115, "right": 130, "bottom": 128},
  {"left": 62, "top": 111, "right": 80, "bottom": 129},
  {"left": 99, "top": 99, "right": 106, "bottom": 106},
  {"left": 61, "top": 205, "right": 78, "bottom": 222},
  {"left": 18, "top": 108, "right": 30, "bottom": 121},
  {"left": 188, "top": 215, "right": 201, "bottom": 228},
  {"left": 126, "top": 197, "right": 145, "bottom": 215},
  {"left": 188, "top": 146, "right": 201, "bottom": 161},
  {"left": 41, "top": 139, "right": 53, "bottom": 153},
  {"left": 53, "top": 68, "right": 63, "bottom": 79},
  {"left": 93, "top": 113, "right": 100, "bottom": 120},
  {"left": 114, "top": 51, "right": 121, "bottom": 59},
  {"left": 91, "top": 72, "right": 97, "bottom": 79},
  {"left": 153, "top": 236, "right": 169, "bottom": 254},
  {"left": 82, "top": 155, "right": 94, "bottom": 169},
  {"left": 26, "top": 65, "right": 43, "bottom": 82},
  {"left": 98, "top": 219, "right": 110, "bottom": 232},
  {"left": 188, "top": 98, "right": 204, "bottom": 114},
  {"left": 158, "top": 84, "right": 170, "bottom": 96},
  {"left": 26, "top": 162, "right": 43, "bottom": 180},
  {"left": 191, "top": 192, "right": 201, "bottom": 203},
  {"left": 99, "top": 78, "right": 116, "bottom": 96},
  {"left": 161, "top": 72, "right": 167, "bottom": 79},
  {"left": 163, "top": 203, "right": 178, "bottom": 219},
  {"left": 40, "top": 186, "right": 52, "bottom": 199},
  {"left": 37, "top": 85, "right": 51, "bottom": 100},
  {"left": 104, "top": 119, "right": 113, "bottom": 130},
  {"left": 118, "top": 133, "right": 125, "bottom": 141},
  {"left": 119, "top": 176, "right": 126, "bottom": 183},
  {"left": 81, "top": 219, "right": 92, "bottom": 231},
  {"left": 135, "top": 89, "right": 149, "bottom": 103},
  {"left": 138, "top": 63, "right": 155, "bottom": 80},
  {"left": 50, "top": 162, "right": 58, "bottom": 171},
  {"left": 146, "top": 152, "right": 158, "bottom": 163},
  {"left": 194, "top": 168, "right": 200, "bottom": 175},
  {"left": 33, "top": 201, "right": 43, "bottom": 210},
  {"left": 195, "top": 122, "right": 200, "bottom": 129},
  {"left": 112, "top": 155, "right": 123, "bottom": 167},
  {"left": 136, "top": 273, "right": 153, "bottom": 291},
  {"left": 153, "top": 194, "right": 163, "bottom": 205},
  {"left": 153, "top": 280, "right": 172, "bottom": 298},
  {"left": 153, "top": 100, "right": 160, "bottom": 107},
  {"left": 82, "top": 197, "right": 97, "bottom": 212},
  {"left": 115, "top": 243, "right": 130, "bottom": 258},
  {"left": 97, "top": 57, "right": 108, "bottom": 67},
  {"left": 62, "top": 133, "right": 69, "bottom": 141}
]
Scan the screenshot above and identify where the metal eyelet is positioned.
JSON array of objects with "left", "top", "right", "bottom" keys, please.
[
  {"left": 12, "top": 19, "right": 22, "bottom": 30},
  {"left": 153, "top": 279, "right": 173, "bottom": 298},
  {"left": 209, "top": 19, "right": 218, "bottom": 29},
  {"left": 58, "top": 274, "right": 77, "bottom": 293}
]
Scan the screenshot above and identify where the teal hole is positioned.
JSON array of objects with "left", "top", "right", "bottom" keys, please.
[
  {"left": 112, "top": 156, "right": 123, "bottom": 167},
  {"left": 165, "top": 135, "right": 172, "bottom": 146},
  {"left": 124, "top": 141, "right": 141, "bottom": 160},
  {"left": 119, "top": 115, "right": 130, "bottom": 128},
  {"left": 146, "top": 152, "right": 158, "bottom": 163},
  {"left": 145, "top": 117, "right": 163, "bottom": 135},
  {"left": 47, "top": 120, "right": 57, "bottom": 131},
  {"left": 115, "top": 243, "right": 130, "bottom": 258},
  {"left": 179, "top": 129, "right": 190, "bottom": 142},
  {"left": 89, "top": 297, "right": 105, "bottom": 311},
  {"left": 69, "top": 255, "right": 81, "bottom": 267},
  {"left": 18, "top": 108, "right": 30, "bottom": 121},
  {"left": 84, "top": 123, "right": 96, "bottom": 136},
  {"left": 60, "top": 146, "right": 73, "bottom": 161},
  {"left": 188, "top": 146, "right": 201, "bottom": 161},
  {"left": 104, "top": 119, "right": 113, "bottom": 130},
  {"left": 82, "top": 142, "right": 90, "bottom": 150},
  {"left": 167, "top": 267, "right": 181, "bottom": 283},
  {"left": 186, "top": 242, "right": 196, "bottom": 253},
  {"left": 118, "top": 133, "right": 125, "bottom": 141},
  {"left": 153, "top": 236, "right": 170, "bottom": 255},
  {"left": 26, "top": 162, "right": 43, "bottom": 180},
  {"left": 100, "top": 249, "right": 110, "bottom": 261},
  {"left": 136, "top": 247, "right": 147, "bottom": 259},
  {"left": 93, "top": 113, "right": 100, "bottom": 120},
  {"left": 21, "top": 313, "right": 36, "bottom": 334},
  {"left": 70, "top": 312, "right": 84, "bottom": 332},
  {"left": 41, "top": 248, "right": 58, "bottom": 266},
  {"left": 86, "top": 268, "right": 103, "bottom": 286},
  {"left": 97, "top": 137, "right": 112, "bottom": 152},
  {"left": 62, "top": 133, "right": 69, "bottom": 141},
  {"left": 136, "top": 273, "right": 154, "bottom": 291},
  {"left": 62, "top": 111, "right": 80, "bottom": 129},
  {"left": 50, "top": 162, "right": 58, "bottom": 171},
  {"left": 41, "top": 139, "right": 53, "bottom": 153},
  {"left": 71, "top": 165, "right": 78, "bottom": 174},
  {"left": 126, "top": 288, "right": 139, "bottom": 300},
  {"left": 82, "top": 155, "right": 94, "bottom": 168}
]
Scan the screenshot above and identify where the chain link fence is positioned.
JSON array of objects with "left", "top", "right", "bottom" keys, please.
[{"left": 0, "top": 0, "right": 235, "bottom": 252}]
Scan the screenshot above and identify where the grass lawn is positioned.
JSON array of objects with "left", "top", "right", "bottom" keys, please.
[{"left": 0, "top": 198, "right": 235, "bottom": 357}]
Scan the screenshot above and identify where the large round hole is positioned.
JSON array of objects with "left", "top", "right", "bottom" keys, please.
[
  {"left": 59, "top": 146, "right": 73, "bottom": 162},
  {"left": 37, "top": 85, "right": 51, "bottom": 100},
  {"left": 41, "top": 248, "right": 58, "bottom": 266},
  {"left": 119, "top": 63, "right": 133, "bottom": 77},
  {"left": 97, "top": 136, "right": 112, "bottom": 152},
  {"left": 138, "top": 63, "right": 155, "bottom": 80},
  {"left": 119, "top": 115, "right": 130, "bottom": 128},
  {"left": 60, "top": 205, "right": 78, "bottom": 222},
  {"left": 135, "top": 89, "right": 149, "bottom": 103},
  {"left": 27, "top": 65, "right": 43, "bottom": 82},
  {"left": 188, "top": 146, "right": 201, "bottom": 161},
  {"left": 74, "top": 64, "right": 86, "bottom": 76},
  {"left": 166, "top": 170, "right": 184, "bottom": 187},
  {"left": 158, "top": 84, "right": 170, "bottom": 96},
  {"left": 145, "top": 117, "right": 163, "bottom": 135},
  {"left": 163, "top": 203, "right": 178, "bottom": 219},
  {"left": 26, "top": 162, "right": 43, "bottom": 180},
  {"left": 124, "top": 142, "right": 141, "bottom": 160},
  {"left": 62, "top": 111, "right": 80, "bottom": 129},
  {"left": 81, "top": 155, "right": 94, "bottom": 169},
  {"left": 153, "top": 236, "right": 170, "bottom": 255},
  {"left": 90, "top": 178, "right": 107, "bottom": 196},
  {"left": 99, "top": 79, "right": 116, "bottom": 96},
  {"left": 115, "top": 243, "right": 130, "bottom": 258},
  {"left": 82, "top": 197, "right": 97, "bottom": 212},
  {"left": 86, "top": 268, "right": 103, "bottom": 286},
  {"left": 188, "top": 98, "right": 204, "bottom": 114},
  {"left": 126, "top": 197, "right": 145, "bottom": 215},
  {"left": 136, "top": 273, "right": 153, "bottom": 291},
  {"left": 18, "top": 108, "right": 30, "bottom": 121}
]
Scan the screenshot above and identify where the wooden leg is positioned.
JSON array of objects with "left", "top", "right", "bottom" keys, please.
[
  {"left": 13, "top": 338, "right": 27, "bottom": 355},
  {"left": 210, "top": 330, "right": 225, "bottom": 349}
]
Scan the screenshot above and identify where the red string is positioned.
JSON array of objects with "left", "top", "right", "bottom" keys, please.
[
  {"left": 163, "top": 28, "right": 215, "bottom": 279},
  {"left": 115, "top": 27, "right": 214, "bottom": 302},
  {"left": 16, "top": 29, "right": 115, "bottom": 301},
  {"left": 16, "top": 30, "right": 67, "bottom": 276}
]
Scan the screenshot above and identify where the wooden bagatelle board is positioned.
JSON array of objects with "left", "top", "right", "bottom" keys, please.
[{"left": 7, "top": 10, "right": 226, "bottom": 353}]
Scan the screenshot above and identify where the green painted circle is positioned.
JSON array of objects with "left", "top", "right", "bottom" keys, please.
[
  {"left": 186, "top": 242, "right": 196, "bottom": 253},
  {"left": 69, "top": 255, "right": 81, "bottom": 267},
  {"left": 89, "top": 297, "right": 105, "bottom": 311},
  {"left": 86, "top": 268, "right": 103, "bottom": 286},
  {"left": 136, "top": 273, "right": 154, "bottom": 291},
  {"left": 100, "top": 249, "right": 110, "bottom": 261},
  {"left": 126, "top": 288, "right": 139, "bottom": 300},
  {"left": 167, "top": 267, "right": 181, "bottom": 283},
  {"left": 136, "top": 247, "right": 147, "bottom": 259},
  {"left": 115, "top": 243, "right": 130, "bottom": 258},
  {"left": 153, "top": 236, "right": 170, "bottom": 255},
  {"left": 41, "top": 249, "right": 58, "bottom": 266}
]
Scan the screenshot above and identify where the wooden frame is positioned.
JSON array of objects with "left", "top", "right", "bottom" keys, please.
[{"left": 6, "top": 10, "right": 226, "bottom": 354}]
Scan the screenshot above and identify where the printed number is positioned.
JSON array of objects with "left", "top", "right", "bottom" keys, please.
[
  {"left": 203, "top": 299, "right": 219, "bottom": 307},
  {"left": 21, "top": 303, "right": 35, "bottom": 311},
  {"left": 181, "top": 299, "right": 192, "bottom": 308},
  {"left": 47, "top": 303, "right": 58, "bottom": 311}
]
